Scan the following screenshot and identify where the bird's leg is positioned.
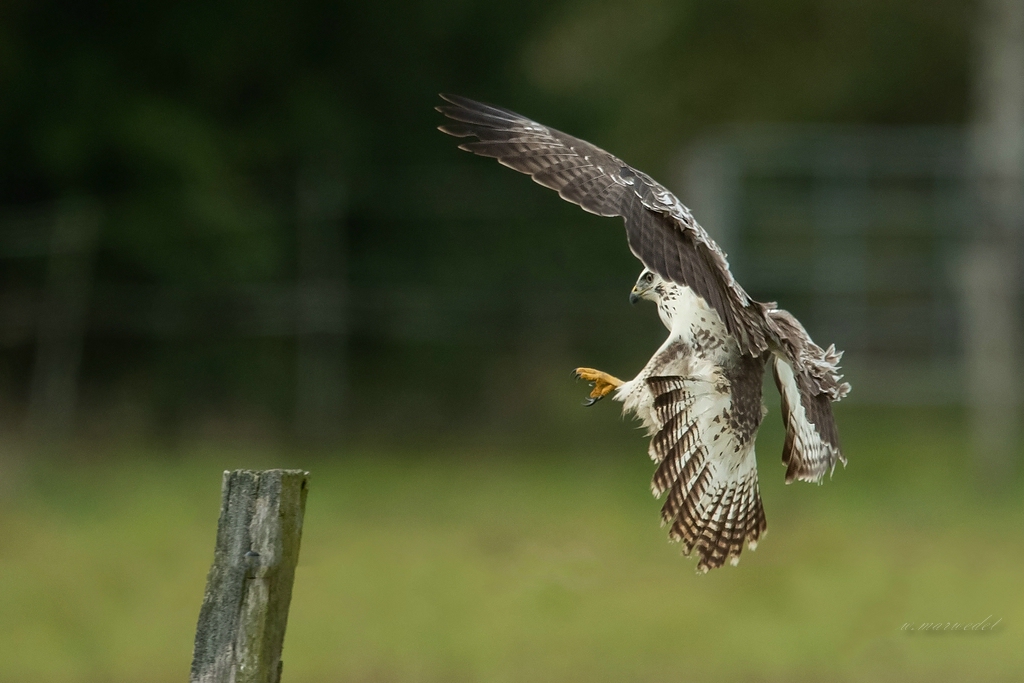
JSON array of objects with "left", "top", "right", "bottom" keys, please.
[{"left": 574, "top": 367, "right": 623, "bottom": 406}]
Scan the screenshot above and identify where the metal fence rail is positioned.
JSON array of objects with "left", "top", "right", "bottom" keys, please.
[{"left": 678, "top": 126, "right": 993, "bottom": 404}]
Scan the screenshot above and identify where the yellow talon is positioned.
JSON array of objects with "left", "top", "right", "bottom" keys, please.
[{"left": 574, "top": 367, "right": 623, "bottom": 405}]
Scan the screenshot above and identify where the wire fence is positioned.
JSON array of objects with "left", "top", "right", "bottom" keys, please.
[
  {"left": 678, "top": 125, "right": 986, "bottom": 405},
  {"left": 2, "top": 126, "right": 1018, "bottom": 440}
]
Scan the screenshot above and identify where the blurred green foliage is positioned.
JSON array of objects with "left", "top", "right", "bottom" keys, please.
[
  {"left": 0, "top": 0, "right": 974, "bottom": 436},
  {"left": 1, "top": 407, "right": 1021, "bottom": 682}
]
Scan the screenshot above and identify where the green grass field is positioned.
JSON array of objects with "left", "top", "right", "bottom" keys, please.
[{"left": 1, "top": 407, "right": 1021, "bottom": 682}]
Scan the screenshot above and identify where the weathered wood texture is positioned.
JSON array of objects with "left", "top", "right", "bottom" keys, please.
[{"left": 191, "top": 469, "right": 309, "bottom": 683}]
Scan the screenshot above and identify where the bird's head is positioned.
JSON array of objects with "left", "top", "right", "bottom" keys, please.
[{"left": 630, "top": 268, "right": 666, "bottom": 305}]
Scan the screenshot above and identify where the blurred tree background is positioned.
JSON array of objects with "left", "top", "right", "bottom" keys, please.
[{"left": 0, "top": 0, "right": 974, "bottom": 444}]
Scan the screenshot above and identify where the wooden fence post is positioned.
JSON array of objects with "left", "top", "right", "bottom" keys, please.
[{"left": 191, "top": 469, "right": 310, "bottom": 683}]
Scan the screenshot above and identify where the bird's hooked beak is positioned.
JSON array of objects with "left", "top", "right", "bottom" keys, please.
[{"left": 630, "top": 282, "right": 651, "bottom": 305}]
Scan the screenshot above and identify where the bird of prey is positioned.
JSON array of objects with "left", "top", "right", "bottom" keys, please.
[{"left": 437, "top": 94, "right": 850, "bottom": 572}]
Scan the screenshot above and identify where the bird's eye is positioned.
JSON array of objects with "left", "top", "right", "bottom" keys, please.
[{"left": 644, "top": 272, "right": 654, "bottom": 283}]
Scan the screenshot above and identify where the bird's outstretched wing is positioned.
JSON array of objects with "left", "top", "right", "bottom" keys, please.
[
  {"left": 768, "top": 309, "right": 850, "bottom": 484},
  {"left": 646, "top": 371, "right": 767, "bottom": 572},
  {"left": 436, "top": 94, "right": 771, "bottom": 356}
]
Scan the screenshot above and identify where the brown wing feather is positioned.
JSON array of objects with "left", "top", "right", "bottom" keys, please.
[
  {"left": 437, "top": 94, "right": 771, "bottom": 356},
  {"left": 645, "top": 375, "right": 766, "bottom": 572},
  {"left": 768, "top": 309, "right": 850, "bottom": 483}
]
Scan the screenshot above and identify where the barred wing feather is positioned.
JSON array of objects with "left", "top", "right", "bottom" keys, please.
[
  {"left": 437, "top": 94, "right": 771, "bottom": 356},
  {"left": 646, "top": 375, "right": 766, "bottom": 572},
  {"left": 768, "top": 309, "right": 850, "bottom": 484}
]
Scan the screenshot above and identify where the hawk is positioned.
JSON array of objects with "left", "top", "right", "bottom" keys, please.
[{"left": 437, "top": 94, "right": 850, "bottom": 572}]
